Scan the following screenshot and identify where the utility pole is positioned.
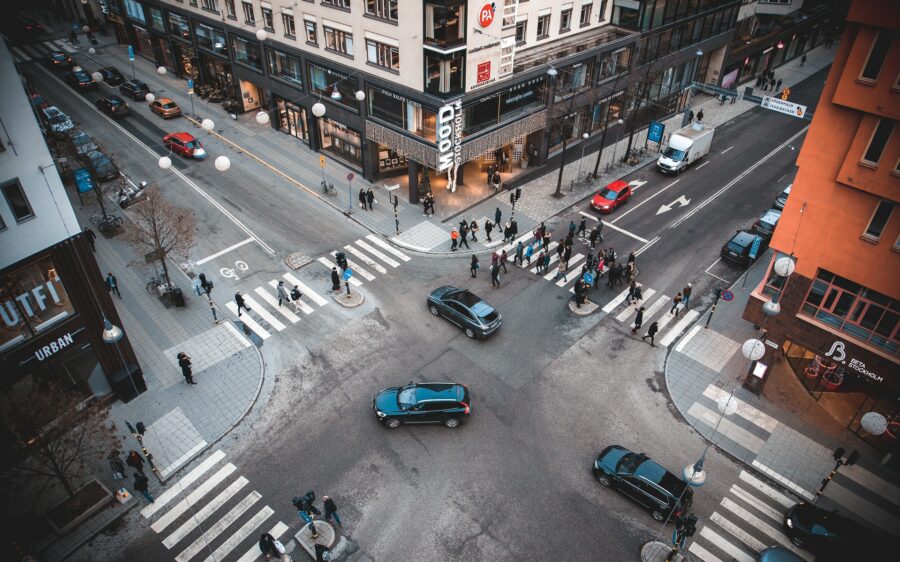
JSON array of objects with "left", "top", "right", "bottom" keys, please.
[{"left": 817, "top": 448, "right": 859, "bottom": 498}]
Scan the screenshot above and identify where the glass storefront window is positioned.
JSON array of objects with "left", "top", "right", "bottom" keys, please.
[
  {"left": 308, "top": 63, "right": 358, "bottom": 110},
  {"left": 375, "top": 144, "right": 408, "bottom": 174},
  {"left": 590, "top": 94, "right": 624, "bottom": 132},
  {"left": 366, "top": 87, "right": 436, "bottom": 141},
  {"left": 319, "top": 118, "right": 362, "bottom": 167},
  {"left": 554, "top": 62, "right": 592, "bottom": 100},
  {"left": 548, "top": 108, "right": 588, "bottom": 154},
  {"left": 425, "top": 51, "right": 464, "bottom": 96},
  {"left": 0, "top": 257, "right": 75, "bottom": 352},
  {"left": 148, "top": 7, "right": 166, "bottom": 33},
  {"left": 123, "top": 0, "right": 146, "bottom": 23},
  {"left": 266, "top": 48, "right": 302, "bottom": 86},
  {"left": 424, "top": 2, "right": 465, "bottom": 48},
  {"left": 195, "top": 23, "right": 227, "bottom": 55},
  {"left": 276, "top": 97, "right": 308, "bottom": 143},
  {"left": 169, "top": 13, "right": 191, "bottom": 42},
  {"left": 231, "top": 35, "right": 263, "bottom": 70},
  {"left": 463, "top": 78, "right": 547, "bottom": 136},
  {"left": 599, "top": 47, "right": 631, "bottom": 79}
]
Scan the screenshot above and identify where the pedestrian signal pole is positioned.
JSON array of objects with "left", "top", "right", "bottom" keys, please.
[
  {"left": 816, "top": 448, "right": 858, "bottom": 499},
  {"left": 125, "top": 420, "right": 163, "bottom": 484}
]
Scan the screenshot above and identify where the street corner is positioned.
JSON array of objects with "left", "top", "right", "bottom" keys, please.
[
  {"left": 391, "top": 219, "right": 448, "bottom": 253},
  {"left": 569, "top": 298, "right": 599, "bottom": 315},
  {"left": 332, "top": 288, "right": 365, "bottom": 308}
]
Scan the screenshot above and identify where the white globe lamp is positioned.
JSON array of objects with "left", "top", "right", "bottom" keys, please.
[
  {"left": 256, "top": 29, "right": 268, "bottom": 41},
  {"left": 255, "top": 111, "right": 270, "bottom": 125},
  {"left": 742, "top": 338, "right": 766, "bottom": 361},
  {"left": 146, "top": 93, "right": 156, "bottom": 103},
  {"left": 201, "top": 118, "right": 215, "bottom": 131},
  {"left": 158, "top": 156, "right": 172, "bottom": 170},
  {"left": 214, "top": 156, "right": 231, "bottom": 172},
  {"left": 311, "top": 102, "right": 326, "bottom": 117}
]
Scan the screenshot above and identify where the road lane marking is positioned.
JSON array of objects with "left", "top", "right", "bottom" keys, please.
[
  {"left": 235, "top": 521, "right": 289, "bottom": 562},
  {"left": 696, "top": 161, "right": 710, "bottom": 170},
  {"left": 602, "top": 288, "right": 631, "bottom": 313},
  {"left": 602, "top": 218, "right": 649, "bottom": 243},
  {"left": 224, "top": 304, "right": 272, "bottom": 339},
  {"left": 141, "top": 451, "right": 226, "bottom": 518},
  {"left": 201, "top": 505, "right": 274, "bottom": 562},
  {"left": 674, "top": 324, "right": 702, "bottom": 353},
  {"left": 704, "top": 257, "right": 730, "bottom": 283},
  {"left": 331, "top": 251, "right": 375, "bottom": 280},
  {"left": 634, "top": 236, "right": 661, "bottom": 256},
  {"left": 670, "top": 126, "right": 809, "bottom": 229},
  {"left": 704, "top": 386, "right": 779, "bottom": 432},
  {"left": 659, "top": 310, "right": 700, "bottom": 347},
  {"left": 554, "top": 254, "right": 585, "bottom": 286},
  {"left": 738, "top": 471, "right": 796, "bottom": 508},
  {"left": 266, "top": 280, "right": 314, "bottom": 315},
  {"left": 698, "top": 526, "right": 753, "bottom": 562},
  {"left": 710, "top": 511, "right": 766, "bottom": 553},
  {"left": 354, "top": 239, "right": 400, "bottom": 267},
  {"left": 195, "top": 238, "right": 255, "bottom": 265},
  {"left": 163, "top": 477, "right": 249, "bottom": 548},
  {"left": 610, "top": 180, "right": 680, "bottom": 225},
  {"left": 688, "top": 402, "right": 766, "bottom": 453},
  {"left": 344, "top": 245, "right": 388, "bottom": 274},
  {"left": 687, "top": 541, "right": 723, "bottom": 562},
  {"left": 239, "top": 295, "right": 286, "bottom": 331},
  {"left": 720, "top": 498, "right": 813, "bottom": 560},
  {"left": 174, "top": 491, "right": 261, "bottom": 561},
  {"left": 151, "top": 463, "right": 238, "bottom": 533},
  {"left": 255, "top": 286, "right": 302, "bottom": 322},
  {"left": 365, "top": 234, "right": 411, "bottom": 261},
  {"left": 615, "top": 288, "right": 657, "bottom": 322},
  {"left": 722, "top": 146, "right": 734, "bottom": 154},
  {"left": 318, "top": 257, "right": 363, "bottom": 286},
  {"left": 730, "top": 484, "right": 784, "bottom": 524},
  {"left": 282, "top": 273, "right": 329, "bottom": 307}
]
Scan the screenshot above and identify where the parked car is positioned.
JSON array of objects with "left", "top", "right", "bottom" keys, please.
[
  {"left": 97, "top": 66, "right": 125, "bottom": 86},
  {"left": 46, "top": 51, "right": 73, "bottom": 69},
  {"left": 591, "top": 179, "right": 632, "bottom": 213},
  {"left": 150, "top": 97, "right": 181, "bottom": 118},
  {"left": 757, "top": 546, "right": 804, "bottom": 562},
  {"left": 95, "top": 95, "right": 130, "bottom": 118},
  {"left": 783, "top": 502, "right": 887, "bottom": 557},
  {"left": 752, "top": 208, "right": 782, "bottom": 239},
  {"left": 119, "top": 79, "right": 150, "bottom": 100},
  {"left": 41, "top": 106, "right": 74, "bottom": 133},
  {"left": 427, "top": 286, "right": 501, "bottom": 339},
  {"left": 80, "top": 150, "right": 118, "bottom": 182},
  {"left": 720, "top": 229, "right": 769, "bottom": 268},
  {"left": 163, "top": 132, "right": 206, "bottom": 159},
  {"left": 65, "top": 69, "right": 96, "bottom": 90},
  {"left": 67, "top": 129, "right": 98, "bottom": 155},
  {"left": 774, "top": 184, "right": 792, "bottom": 210},
  {"left": 71, "top": 167, "right": 96, "bottom": 194},
  {"left": 592, "top": 445, "right": 693, "bottom": 522},
  {"left": 18, "top": 15, "right": 43, "bottom": 35},
  {"left": 373, "top": 382, "right": 471, "bottom": 429}
]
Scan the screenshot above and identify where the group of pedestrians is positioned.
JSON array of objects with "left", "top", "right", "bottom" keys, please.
[
  {"left": 755, "top": 70, "right": 783, "bottom": 94},
  {"left": 357, "top": 188, "right": 376, "bottom": 211},
  {"left": 630, "top": 282, "right": 694, "bottom": 346},
  {"left": 450, "top": 207, "right": 518, "bottom": 250}
]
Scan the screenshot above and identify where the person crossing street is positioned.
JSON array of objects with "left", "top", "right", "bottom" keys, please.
[
  {"left": 670, "top": 292, "right": 684, "bottom": 316},
  {"left": 234, "top": 291, "right": 251, "bottom": 316},
  {"left": 577, "top": 217, "right": 587, "bottom": 239},
  {"left": 133, "top": 472, "right": 154, "bottom": 503},
  {"left": 514, "top": 241, "right": 524, "bottom": 266},
  {"left": 290, "top": 285, "right": 304, "bottom": 313},
  {"left": 450, "top": 228, "right": 459, "bottom": 251},
  {"left": 499, "top": 249, "right": 509, "bottom": 273},
  {"left": 484, "top": 219, "right": 494, "bottom": 242},
  {"left": 682, "top": 283, "right": 692, "bottom": 307},
  {"left": 490, "top": 263, "right": 501, "bottom": 287},
  {"left": 631, "top": 307, "right": 645, "bottom": 335},
  {"left": 276, "top": 280, "right": 291, "bottom": 307},
  {"left": 323, "top": 495, "right": 342, "bottom": 526},
  {"left": 470, "top": 255, "right": 479, "bottom": 278},
  {"left": 642, "top": 321, "right": 659, "bottom": 346}
]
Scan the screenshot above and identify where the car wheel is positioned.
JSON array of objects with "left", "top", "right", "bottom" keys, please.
[
  {"left": 465, "top": 327, "right": 476, "bottom": 338},
  {"left": 790, "top": 536, "right": 805, "bottom": 548},
  {"left": 594, "top": 473, "right": 612, "bottom": 487},
  {"left": 650, "top": 509, "right": 665, "bottom": 522},
  {"left": 384, "top": 418, "right": 400, "bottom": 429},
  {"left": 429, "top": 304, "right": 440, "bottom": 316},
  {"left": 443, "top": 417, "right": 460, "bottom": 429}
]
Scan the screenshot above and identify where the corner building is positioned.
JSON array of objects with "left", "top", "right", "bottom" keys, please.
[{"left": 743, "top": 0, "right": 899, "bottom": 455}]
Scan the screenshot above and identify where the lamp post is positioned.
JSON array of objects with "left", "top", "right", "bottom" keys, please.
[
  {"left": 574, "top": 132, "right": 590, "bottom": 190},
  {"left": 609, "top": 118, "right": 625, "bottom": 170}
]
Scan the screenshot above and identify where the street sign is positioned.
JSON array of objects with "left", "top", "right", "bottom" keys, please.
[
  {"left": 583, "top": 272, "right": 594, "bottom": 285},
  {"left": 342, "top": 268, "right": 353, "bottom": 281},
  {"left": 722, "top": 290, "right": 734, "bottom": 302},
  {"left": 187, "top": 79, "right": 194, "bottom": 95},
  {"left": 648, "top": 121, "right": 664, "bottom": 143},
  {"left": 749, "top": 235, "right": 763, "bottom": 259},
  {"left": 319, "top": 155, "right": 326, "bottom": 168},
  {"left": 347, "top": 172, "right": 355, "bottom": 181},
  {"left": 128, "top": 45, "right": 134, "bottom": 61},
  {"left": 761, "top": 95, "right": 806, "bottom": 119}
]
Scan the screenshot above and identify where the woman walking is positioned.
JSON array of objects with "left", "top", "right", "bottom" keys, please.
[{"left": 470, "top": 255, "right": 480, "bottom": 278}]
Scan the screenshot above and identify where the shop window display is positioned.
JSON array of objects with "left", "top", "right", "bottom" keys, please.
[{"left": 1, "top": 257, "right": 74, "bottom": 352}]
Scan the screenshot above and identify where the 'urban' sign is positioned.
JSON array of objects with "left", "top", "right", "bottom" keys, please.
[
  {"left": 437, "top": 100, "right": 463, "bottom": 192},
  {"left": 761, "top": 96, "right": 807, "bottom": 119}
]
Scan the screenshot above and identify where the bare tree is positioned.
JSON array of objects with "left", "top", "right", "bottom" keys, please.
[
  {"left": 0, "top": 381, "right": 119, "bottom": 498},
  {"left": 126, "top": 187, "right": 196, "bottom": 289}
]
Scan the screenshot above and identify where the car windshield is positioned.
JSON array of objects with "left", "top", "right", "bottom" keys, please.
[
  {"left": 49, "top": 115, "right": 67, "bottom": 124},
  {"left": 598, "top": 188, "right": 618, "bottom": 199},
  {"left": 662, "top": 147, "right": 685, "bottom": 161},
  {"left": 397, "top": 385, "right": 417, "bottom": 409},
  {"left": 162, "top": 103, "right": 177, "bottom": 109},
  {"left": 616, "top": 453, "right": 644, "bottom": 474},
  {"left": 726, "top": 240, "right": 747, "bottom": 254},
  {"left": 185, "top": 140, "right": 200, "bottom": 149}
]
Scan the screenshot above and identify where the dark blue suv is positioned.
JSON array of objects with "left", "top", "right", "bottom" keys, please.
[{"left": 373, "top": 382, "right": 471, "bottom": 429}]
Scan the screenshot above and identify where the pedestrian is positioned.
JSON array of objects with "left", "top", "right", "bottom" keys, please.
[
  {"left": 577, "top": 217, "right": 587, "bottom": 238},
  {"left": 331, "top": 267, "right": 341, "bottom": 291},
  {"left": 670, "top": 292, "right": 684, "bottom": 316},
  {"left": 470, "top": 254, "right": 479, "bottom": 278},
  {"left": 555, "top": 261, "right": 567, "bottom": 282},
  {"left": 178, "top": 352, "right": 196, "bottom": 385},
  {"left": 450, "top": 228, "right": 459, "bottom": 251},
  {"left": 259, "top": 533, "right": 280, "bottom": 558},
  {"left": 315, "top": 544, "right": 331, "bottom": 562},
  {"left": 589, "top": 227, "right": 600, "bottom": 249},
  {"left": 491, "top": 250, "right": 499, "bottom": 270},
  {"left": 626, "top": 262, "right": 636, "bottom": 284},
  {"left": 563, "top": 246, "right": 572, "bottom": 270},
  {"left": 234, "top": 291, "right": 251, "bottom": 316},
  {"left": 105, "top": 272, "right": 121, "bottom": 298},
  {"left": 485, "top": 219, "right": 494, "bottom": 242},
  {"left": 323, "top": 495, "right": 342, "bottom": 526},
  {"left": 503, "top": 223, "right": 512, "bottom": 243},
  {"left": 366, "top": 188, "right": 375, "bottom": 211},
  {"left": 696, "top": 109, "right": 704, "bottom": 122},
  {"left": 632, "top": 307, "right": 645, "bottom": 335},
  {"left": 682, "top": 283, "right": 692, "bottom": 307},
  {"left": 469, "top": 219, "right": 479, "bottom": 242},
  {"left": 688, "top": 109, "right": 695, "bottom": 123},
  {"left": 524, "top": 243, "right": 534, "bottom": 265},
  {"left": 490, "top": 263, "right": 501, "bottom": 287},
  {"left": 495, "top": 207, "right": 502, "bottom": 227},
  {"left": 422, "top": 194, "right": 431, "bottom": 217},
  {"left": 459, "top": 226, "right": 470, "bottom": 249},
  {"left": 628, "top": 251, "right": 636, "bottom": 264},
  {"left": 776, "top": 78, "right": 783, "bottom": 92},
  {"left": 358, "top": 188, "right": 366, "bottom": 210},
  {"left": 568, "top": 220, "right": 577, "bottom": 238},
  {"left": 514, "top": 241, "right": 524, "bottom": 265},
  {"left": 83, "top": 226, "right": 96, "bottom": 252},
  {"left": 573, "top": 280, "right": 584, "bottom": 309},
  {"left": 633, "top": 283, "right": 643, "bottom": 303},
  {"left": 642, "top": 321, "right": 659, "bottom": 346},
  {"left": 126, "top": 450, "right": 145, "bottom": 473},
  {"left": 627, "top": 279, "right": 637, "bottom": 304},
  {"left": 800, "top": 54, "right": 807, "bottom": 66},
  {"left": 426, "top": 192, "right": 435, "bottom": 216},
  {"left": 542, "top": 252, "right": 551, "bottom": 274},
  {"left": 276, "top": 280, "right": 290, "bottom": 307},
  {"left": 133, "top": 472, "right": 154, "bottom": 503},
  {"left": 290, "top": 285, "right": 304, "bottom": 313},
  {"left": 543, "top": 232, "right": 551, "bottom": 249},
  {"left": 500, "top": 249, "right": 509, "bottom": 273}
]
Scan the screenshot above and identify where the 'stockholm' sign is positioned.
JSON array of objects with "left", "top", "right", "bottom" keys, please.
[
  {"left": 761, "top": 96, "right": 807, "bottom": 119},
  {"left": 437, "top": 100, "right": 463, "bottom": 192}
]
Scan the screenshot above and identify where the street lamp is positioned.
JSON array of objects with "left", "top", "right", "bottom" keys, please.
[
  {"left": 215, "top": 156, "right": 231, "bottom": 171},
  {"left": 201, "top": 118, "right": 215, "bottom": 131},
  {"left": 311, "top": 102, "right": 326, "bottom": 118},
  {"left": 609, "top": 118, "right": 625, "bottom": 168},
  {"left": 102, "top": 318, "right": 140, "bottom": 398},
  {"left": 255, "top": 111, "right": 270, "bottom": 125},
  {"left": 256, "top": 29, "right": 268, "bottom": 41},
  {"left": 575, "top": 132, "right": 590, "bottom": 189},
  {"left": 763, "top": 255, "right": 795, "bottom": 316},
  {"left": 158, "top": 156, "right": 172, "bottom": 170}
]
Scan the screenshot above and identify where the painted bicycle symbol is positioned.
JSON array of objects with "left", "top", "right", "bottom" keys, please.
[{"left": 220, "top": 260, "right": 249, "bottom": 280}]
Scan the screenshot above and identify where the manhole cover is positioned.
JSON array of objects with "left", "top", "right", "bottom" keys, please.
[{"left": 285, "top": 252, "right": 312, "bottom": 270}]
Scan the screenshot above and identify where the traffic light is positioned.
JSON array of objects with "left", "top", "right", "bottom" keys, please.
[
  {"left": 515, "top": 187, "right": 522, "bottom": 201},
  {"left": 335, "top": 252, "right": 348, "bottom": 271},
  {"left": 685, "top": 514, "right": 698, "bottom": 537},
  {"left": 833, "top": 447, "right": 845, "bottom": 461},
  {"left": 136, "top": 422, "right": 146, "bottom": 436},
  {"left": 846, "top": 450, "right": 860, "bottom": 466}
]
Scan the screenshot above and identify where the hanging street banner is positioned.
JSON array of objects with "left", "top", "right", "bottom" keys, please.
[{"left": 761, "top": 96, "right": 807, "bottom": 119}]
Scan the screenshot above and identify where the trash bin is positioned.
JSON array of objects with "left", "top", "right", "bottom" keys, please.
[{"left": 172, "top": 287, "right": 185, "bottom": 307}]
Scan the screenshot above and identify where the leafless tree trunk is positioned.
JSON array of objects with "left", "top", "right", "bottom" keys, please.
[{"left": 126, "top": 187, "right": 196, "bottom": 289}]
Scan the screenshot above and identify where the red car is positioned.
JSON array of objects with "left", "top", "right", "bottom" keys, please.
[
  {"left": 163, "top": 132, "right": 206, "bottom": 159},
  {"left": 591, "top": 180, "right": 632, "bottom": 213}
]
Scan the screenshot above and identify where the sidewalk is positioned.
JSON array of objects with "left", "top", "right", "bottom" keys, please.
[
  {"left": 84, "top": 38, "right": 836, "bottom": 256},
  {"left": 664, "top": 249, "right": 900, "bottom": 539}
]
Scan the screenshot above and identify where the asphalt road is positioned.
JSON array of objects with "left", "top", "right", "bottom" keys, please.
[{"left": 25, "top": 41, "right": 830, "bottom": 561}]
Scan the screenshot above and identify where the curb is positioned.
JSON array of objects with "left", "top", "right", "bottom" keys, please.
[
  {"left": 568, "top": 299, "right": 599, "bottom": 315},
  {"left": 332, "top": 289, "right": 365, "bottom": 308}
]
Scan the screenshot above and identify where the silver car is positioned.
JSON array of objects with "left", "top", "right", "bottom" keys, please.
[{"left": 42, "top": 106, "right": 75, "bottom": 133}]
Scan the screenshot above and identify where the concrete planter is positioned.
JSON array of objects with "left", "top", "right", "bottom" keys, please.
[{"left": 46, "top": 479, "right": 113, "bottom": 535}]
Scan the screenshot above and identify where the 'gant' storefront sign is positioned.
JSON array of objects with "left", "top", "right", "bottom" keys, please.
[{"left": 437, "top": 99, "right": 463, "bottom": 192}]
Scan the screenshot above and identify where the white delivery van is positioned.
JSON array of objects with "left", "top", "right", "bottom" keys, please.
[{"left": 657, "top": 123, "right": 715, "bottom": 174}]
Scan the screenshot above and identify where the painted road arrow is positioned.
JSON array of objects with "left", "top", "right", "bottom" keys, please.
[
  {"left": 629, "top": 180, "right": 649, "bottom": 190},
  {"left": 657, "top": 195, "right": 691, "bottom": 215}
]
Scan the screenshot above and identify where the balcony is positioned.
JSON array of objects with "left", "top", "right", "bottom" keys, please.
[{"left": 513, "top": 26, "right": 635, "bottom": 75}]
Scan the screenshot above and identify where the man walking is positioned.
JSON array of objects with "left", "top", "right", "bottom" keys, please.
[
  {"left": 632, "top": 307, "right": 645, "bottom": 335},
  {"left": 577, "top": 217, "right": 587, "bottom": 239},
  {"left": 323, "top": 495, "right": 342, "bottom": 526},
  {"left": 105, "top": 272, "right": 121, "bottom": 298},
  {"left": 290, "top": 285, "right": 304, "bottom": 313},
  {"left": 589, "top": 227, "right": 601, "bottom": 249},
  {"left": 470, "top": 255, "right": 479, "bottom": 278},
  {"left": 641, "top": 321, "right": 659, "bottom": 346},
  {"left": 696, "top": 109, "right": 704, "bottom": 122},
  {"left": 485, "top": 219, "right": 494, "bottom": 242},
  {"left": 459, "top": 225, "right": 470, "bottom": 249},
  {"left": 670, "top": 291, "right": 684, "bottom": 316},
  {"left": 499, "top": 249, "right": 509, "bottom": 273},
  {"left": 276, "top": 280, "right": 291, "bottom": 307},
  {"left": 469, "top": 219, "right": 479, "bottom": 242},
  {"left": 524, "top": 243, "right": 534, "bottom": 265},
  {"left": 490, "top": 263, "right": 501, "bottom": 287},
  {"left": 133, "top": 472, "right": 154, "bottom": 503},
  {"left": 682, "top": 283, "right": 692, "bottom": 307},
  {"left": 178, "top": 352, "right": 196, "bottom": 385},
  {"left": 365, "top": 188, "right": 375, "bottom": 211},
  {"left": 775, "top": 78, "right": 783, "bottom": 92},
  {"left": 494, "top": 207, "right": 502, "bottom": 229},
  {"left": 126, "top": 450, "right": 145, "bottom": 474},
  {"left": 514, "top": 241, "right": 524, "bottom": 266},
  {"left": 331, "top": 267, "right": 341, "bottom": 291},
  {"left": 568, "top": 220, "right": 577, "bottom": 238},
  {"left": 234, "top": 291, "right": 251, "bottom": 316}
]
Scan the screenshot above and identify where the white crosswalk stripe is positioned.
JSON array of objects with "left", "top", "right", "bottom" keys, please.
[
  {"left": 615, "top": 288, "right": 658, "bottom": 322},
  {"left": 354, "top": 239, "right": 400, "bottom": 267},
  {"left": 163, "top": 477, "right": 250, "bottom": 548},
  {"left": 239, "top": 295, "right": 286, "bottom": 331},
  {"left": 225, "top": 303, "right": 272, "bottom": 339},
  {"left": 254, "top": 286, "right": 301, "bottom": 323},
  {"left": 343, "top": 245, "right": 388, "bottom": 274},
  {"left": 332, "top": 251, "right": 375, "bottom": 280},
  {"left": 266, "top": 280, "right": 314, "bottom": 315},
  {"left": 659, "top": 310, "right": 700, "bottom": 347},
  {"left": 12, "top": 47, "right": 31, "bottom": 61},
  {"left": 151, "top": 463, "right": 238, "bottom": 533},
  {"left": 142, "top": 450, "right": 226, "bottom": 518},
  {"left": 283, "top": 273, "right": 328, "bottom": 307},
  {"left": 365, "top": 234, "right": 411, "bottom": 261},
  {"left": 174, "top": 491, "right": 261, "bottom": 562},
  {"left": 201, "top": 505, "right": 274, "bottom": 562},
  {"left": 318, "top": 257, "right": 363, "bottom": 286},
  {"left": 235, "top": 521, "right": 289, "bottom": 562},
  {"left": 554, "top": 254, "right": 585, "bottom": 286},
  {"left": 602, "top": 288, "right": 631, "bottom": 313}
]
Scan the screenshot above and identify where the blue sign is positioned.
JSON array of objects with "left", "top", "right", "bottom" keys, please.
[
  {"left": 187, "top": 79, "right": 194, "bottom": 95},
  {"left": 342, "top": 268, "right": 353, "bottom": 281},
  {"left": 128, "top": 45, "right": 134, "bottom": 61},
  {"left": 722, "top": 290, "right": 734, "bottom": 302},
  {"left": 583, "top": 272, "right": 594, "bottom": 285},
  {"left": 749, "top": 235, "right": 762, "bottom": 260},
  {"left": 648, "top": 121, "right": 664, "bottom": 143}
]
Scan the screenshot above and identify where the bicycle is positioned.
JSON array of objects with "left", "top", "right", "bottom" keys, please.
[
  {"left": 146, "top": 274, "right": 173, "bottom": 295},
  {"left": 321, "top": 180, "right": 335, "bottom": 195},
  {"left": 90, "top": 212, "right": 123, "bottom": 233}
]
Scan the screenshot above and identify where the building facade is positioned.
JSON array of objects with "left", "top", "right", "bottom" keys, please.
[
  {"left": 743, "top": 0, "right": 899, "bottom": 453},
  {"left": 0, "top": 41, "right": 145, "bottom": 415},
  {"left": 105, "top": 0, "right": 744, "bottom": 202}
]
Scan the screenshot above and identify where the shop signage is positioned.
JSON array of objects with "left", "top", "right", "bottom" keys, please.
[
  {"left": 1, "top": 278, "right": 67, "bottom": 328},
  {"left": 761, "top": 96, "right": 807, "bottom": 119},
  {"left": 478, "top": 4, "right": 495, "bottom": 27},
  {"left": 437, "top": 99, "right": 463, "bottom": 192},
  {"left": 34, "top": 331, "right": 79, "bottom": 361},
  {"left": 477, "top": 62, "right": 491, "bottom": 84},
  {"left": 375, "top": 87, "right": 421, "bottom": 108},
  {"left": 824, "top": 340, "right": 884, "bottom": 384}
]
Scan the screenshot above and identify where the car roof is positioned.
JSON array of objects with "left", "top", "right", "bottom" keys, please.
[
  {"left": 759, "top": 209, "right": 782, "bottom": 224},
  {"left": 414, "top": 383, "right": 463, "bottom": 401},
  {"left": 104, "top": 95, "right": 125, "bottom": 103},
  {"left": 730, "top": 230, "right": 757, "bottom": 247},
  {"left": 634, "top": 457, "right": 686, "bottom": 495},
  {"left": 603, "top": 180, "right": 629, "bottom": 191},
  {"left": 168, "top": 132, "right": 196, "bottom": 141},
  {"left": 125, "top": 79, "right": 147, "bottom": 87},
  {"left": 157, "top": 97, "right": 175, "bottom": 104}
]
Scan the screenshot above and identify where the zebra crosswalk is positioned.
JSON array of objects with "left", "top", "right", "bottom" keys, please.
[
  {"left": 138, "top": 450, "right": 291, "bottom": 562},
  {"left": 688, "top": 470, "right": 810, "bottom": 562},
  {"left": 11, "top": 38, "right": 79, "bottom": 63}
]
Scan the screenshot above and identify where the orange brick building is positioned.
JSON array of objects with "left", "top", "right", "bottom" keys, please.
[{"left": 744, "top": 0, "right": 899, "bottom": 450}]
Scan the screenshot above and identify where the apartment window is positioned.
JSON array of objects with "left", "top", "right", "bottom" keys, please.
[
  {"left": 560, "top": 9, "right": 572, "bottom": 32},
  {"left": 225, "top": 0, "right": 236, "bottom": 18},
  {"left": 189, "top": 0, "right": 197, "bottom": 5},
  {"left": 598, "top": 0, "right": 607, "bottom": 22},
  {"left": 862, "top": 119, "right": 895, "bottom": 165},
  {"left": 366, "top": 0, "right": 398, "bottom": 21},
  {"left": 424, "top": 51, "right": 464, "bottom": 96},
  {"left": 231, "top": 35, "right": 263, "bottom": 70},
  {"left": 324, "top": 26, "right": 353, "bottom": 56},
  {"left": 305, "top": 20, "right": 317, "bottom": 44},
  {"left": 323, "top": 0, "right": 351, "bottom": 9},
  {"left": 366, "top": 40, "right": 399, "bottom": 71},
  {"left": 242, "top": 1, "right": 255, "bottom": 24},
  {"left": 1, "top": 179, "right": 35, "bottom": 223},
  {"left": 266, "top": 48, "right": 303, "bottom": 85},
  {"left": 580, "top": 3, "right": 592, "bottom": 27},
  {"left": 261, "top": 6, "right": 274, "bottom": 30},
  {"left": 515, "top": 20, "right": 527, "bottom": 44},
  {"left": 201, "top": 0, "right": 218, "bottom": 11},
  {"left": 863, "top": 200, "right": 895, "bottom": 241},
  {"left": 307, "top": 63, "right": 357, "bottom": 109},
  {"left": 554, "top": 61, "right": 593, "bottom": 99},
  {"left": 861, "top": 31, "right": 892, "bottom": 82},
  {"left": 536, "top": 14, "right": 550, "bottom": 39},
  {"left": 282, "top": 13, "right": 296, "bottom": 37},
  {"left": 424, "top": 3, "right": 465, "bottom": 48}
]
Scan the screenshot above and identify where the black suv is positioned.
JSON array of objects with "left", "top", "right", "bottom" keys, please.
[
  {"left": 593, "top": 445, "right": 692, "bottom": 522},
  {"left": 784, "top": 502, "right": 890, "bottom": 558},
  {"left": 95, "top": 96, "right": 130, "bottom": 118},
  {"left": 119, "top": 79, "right": 150, "bottom": 100},
  {"left": 720, "top": 229, "right": 769, "bottom": 269},
  {"left": 98, "top": 66, "right": 125, "bottom": 86},
  {"left": 373, "top": 382, "right": 471, "bottom": 429}
]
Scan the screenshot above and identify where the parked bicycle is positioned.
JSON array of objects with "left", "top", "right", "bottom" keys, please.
[
  {"left": 90, "top": 212, "right": 123, "bottom": 233},
  {"left": 146, "top": 274, "right": 173, "bottom": 296},
  {"left": 321, "top": 180, "right": 336, "bottom": 195}
]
